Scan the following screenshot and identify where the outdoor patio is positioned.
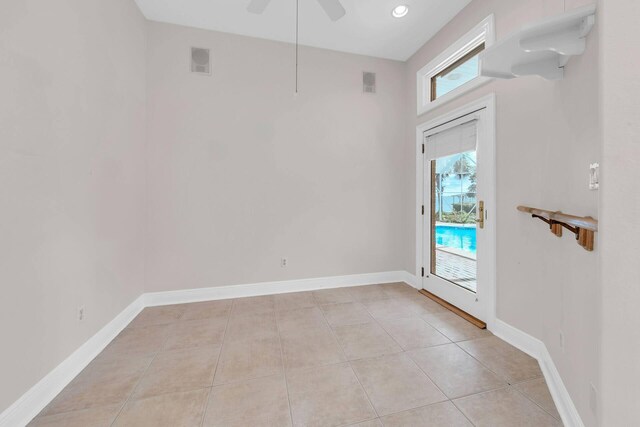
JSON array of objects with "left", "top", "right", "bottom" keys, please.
[{"left": 434, "top": 248, "right": 477, "bottom": 292}]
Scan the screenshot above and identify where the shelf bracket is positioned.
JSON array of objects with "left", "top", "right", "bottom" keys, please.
[
  {"left": 480, "top": 4, "right": 596, "bottom": 81},
  {"left": 512, "top": 58, "right": 564, "bottom": 80},
  {"left": 518, "top": 205, "right": 597, "bottom": 251},
  {"left": 520, "top": 26, "right": 589, "bottom": 58}
]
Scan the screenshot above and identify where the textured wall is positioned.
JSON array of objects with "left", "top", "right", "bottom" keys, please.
[
  {"left": 599, "top": 0, "right": 640, "bottom": 424},
  {"left": 0, "top": 0, "right": 147, "bottom": 412},
  {"left": 145, "top": 22, "right": 410, "bottom": 292},
  {"left": 404, "top": 1, "right": 600, "bottom": 425}
]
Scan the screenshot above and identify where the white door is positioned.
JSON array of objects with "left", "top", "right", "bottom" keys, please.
[{"left": 421, "top": 107, "right": 495, "bottom": 322}]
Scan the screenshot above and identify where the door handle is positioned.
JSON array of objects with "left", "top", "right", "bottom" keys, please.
[{"left": 476, "top": 201, "right": 485, "bottom": 229}]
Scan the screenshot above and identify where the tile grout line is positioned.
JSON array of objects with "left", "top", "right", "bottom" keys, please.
[
  {"left": 198, "top": 301, "right": 234, "bottom": 427},
  {"left": 359, "top": 289, "right": 458, "bottom": 358},
  {"left": 446, "top": 384, "right": 509, "bottom": 401},
  {"left": 449, "top": 395, "right": 480, "bottom": 427},
  {"left": 452, "top": 338, "right": 544, "bottom": 387},
  {"left": 362, "top": 290, "right": 444, "bottom": 352},
  {"left": 317, "top": 289, "right": 381, "bottom": 423},
  {"left": 373, "top": 399, "right": 481, "bottom": 425},
  {"left": 511, "top": 383, "right": 563, "bottom": 422},
  {"left": 329, "top": 287, "right": 456, "bottom": 423},
  {"left": 407, "top": 291, "right": 490, "bottom": 343},
  {"left": 209, "top": 370, "right": 288, "bottom": 388},
  {"left": 335, "top": 418, "right": 382, "bottom": 427},
  {"left": 383, "top": 290, "right": 456, "bottom": 340},
  {"left": 366, "top": 290, "right": 556, "bottom": 424},
  {"left": 399, "top": 343, "right": 457, "bottom": 402},
  {"left": 351, "top": 288, "right": 486, "bottom": 426},
  {"left": 37, "top": 286, "right": 554, "bottom": 426},
  {"left": 348, "top": 287, "right": 486, "bottom": 424},
  {"left": 359, "top": 296, "right": 415, "bottom": 352},
  {"left": 103, "top": 385, "right": 215, "bottom": 404},
  {"left": 109, "top": 309, "right": 184, "bottom": 427},
  {"left": 379, "top": 315, "right": 453, "bottom": 349},
  {"left": 452, "top": 339, "right": 511, "bottom": 383},
  {"left": 394, "top": 329, "right": 509, "bottom": 403},
  {"left": 273, "top": 300, "right": 298, "bottom": 427},
  {"left": 450, "top": 383, "right": 560, "bottom": 424},
  {"left": 207, "top": 300, "right": 282, "bottom": 388},
  {"left": 31, "top": 320, "right": 178, "bottom": 421},
  {"left": 392, "top": 322, "right": 519, "bottom": 423},
  {"left": 196, "top": 388, "right": 213, "bottom": 427}
]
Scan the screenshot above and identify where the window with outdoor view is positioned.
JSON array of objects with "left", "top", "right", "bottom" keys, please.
[
  {"left": 431, "top": 43, "right": 485, "bottom": 101},
  {"left": 431, "top": 150, "right": 478, "bottom": 291},
  {"left": 416, "top": 15, "right": 494, "bottom": 115}
]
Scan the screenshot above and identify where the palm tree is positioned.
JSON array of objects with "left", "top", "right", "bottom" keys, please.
[
  {"left": 455, "top": 153, "right": 477, "bottom": 223},
  {"left": 435, "top": 152, "right": 477, "bottom": 223},
  {"left": 461, "top": 170, "right": 477, "bottom": 223},
  {"left": 435, "top": 169, "right": 450, "bottom": 221},
  {"left": 453, "top": 154, "right": 471, "bottom": 215}
]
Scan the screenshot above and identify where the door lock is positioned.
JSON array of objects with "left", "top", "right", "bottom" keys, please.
[{"left": 476, "top": 201, "right": 485, "bottom": 229}]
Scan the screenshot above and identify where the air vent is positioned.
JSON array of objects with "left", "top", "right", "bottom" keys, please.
[
  {"left": 363, "top": 72, "right": 376, "bottom": 93},
  {"left": 191, "top": 47, "right": 211, "bottom": 75}
]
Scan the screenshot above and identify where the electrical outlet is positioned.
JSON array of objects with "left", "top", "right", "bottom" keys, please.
[
  {"left": 281, "top": 257, "right": 288, "bottom": 268},
  {"left": 77, "top": 306, "right": 85, "bottom": 321}
]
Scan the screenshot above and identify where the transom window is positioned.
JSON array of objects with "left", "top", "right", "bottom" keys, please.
[
  {"left": 417, "top": 15, "right": 494, "bottom": 115},
  {"left": 431, "top": 43, "right": 485, "bottom": 101}
]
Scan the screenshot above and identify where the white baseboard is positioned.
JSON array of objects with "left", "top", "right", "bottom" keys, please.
[
  {"left": 400, "top": 271, "right": 419, "bottom": 289},
  {"left": 491, "top": 318, "right": 585, "bottom": 427},
  {"left": 1, "top": 271, "right": 411, "bottom": 426},
  {"left": 144, "top": 270, "right": 413, "bottom": 307},
  {"left": 0, "top": 296, "right": 145, "bottom": 427},
  {"left": 2, "top": 271, "right": 581, "bottom": 427}
]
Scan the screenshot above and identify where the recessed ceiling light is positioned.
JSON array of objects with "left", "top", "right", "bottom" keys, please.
[{"left": 392, "top": 5, "right": 409, "bottom": 18}]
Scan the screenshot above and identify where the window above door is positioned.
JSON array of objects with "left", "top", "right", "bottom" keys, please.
[{"left": 417, "top": 15, "right": 495, "bottom": 116}]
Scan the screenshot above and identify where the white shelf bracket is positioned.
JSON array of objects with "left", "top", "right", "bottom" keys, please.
[
  {"left": 512, "top": 58, "right": 564, "bottom": 80},
  {"left": 480, "top": 4, "right": 596, "bottom": 81}
]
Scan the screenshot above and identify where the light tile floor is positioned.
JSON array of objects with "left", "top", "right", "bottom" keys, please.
[{"left": 29, "top": 283, "right": 562, "bottom": 427}]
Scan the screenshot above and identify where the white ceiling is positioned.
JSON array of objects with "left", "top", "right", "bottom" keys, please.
[{"left": 134, "top": 0, "right": 472, "bottom": 61}]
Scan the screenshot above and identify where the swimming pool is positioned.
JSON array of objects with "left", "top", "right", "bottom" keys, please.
[{"left": 435, "top": 224, "right": 476, "bottom": 253}]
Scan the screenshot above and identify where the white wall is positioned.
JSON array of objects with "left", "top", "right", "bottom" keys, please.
[
  {"left": 3, "top": 1, "right": 628, "bottom": 424},
  {"left": 145, "top": 22, "right": 410, "bottom": 292},
  {"left": 599, "top": 0, "right": 640, "bottom": 424},
  {"left": 0, "top": 0, "right": 147, "bottom": 412},
  {"left": 405, "top": 1, "right": 600, "bottom": 425}
]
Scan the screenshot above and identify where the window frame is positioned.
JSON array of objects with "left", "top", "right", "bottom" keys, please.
[
  {"left": 417, "top": 15, "right": 495, "bottom": 116},
  {"left": 430, "top": 42, "right": 486, "bottom": 102}
]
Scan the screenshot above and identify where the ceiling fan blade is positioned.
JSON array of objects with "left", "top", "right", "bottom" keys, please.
[
  {"left": 316, "top": 0, "right": 346, "bottom": 21},
  {"left": 247, "top": 0, "right": 272, "bottom": 14}
]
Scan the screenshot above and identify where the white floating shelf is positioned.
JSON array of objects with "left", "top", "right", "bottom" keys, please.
[{"left": 480, "top": 4, "right": 596, "bottom": 80}]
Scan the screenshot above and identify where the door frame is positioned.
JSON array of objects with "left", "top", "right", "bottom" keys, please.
[{"left": 415, "top": 93, "right": 496, "bottom": 328}]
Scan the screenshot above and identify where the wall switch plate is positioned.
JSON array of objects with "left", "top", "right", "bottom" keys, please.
[
  {"left": 559, "top": 331, "right": 565, "bottom": 352},
  {"left": 77, "top": 306, "right": 85, "bottom": 321},
  {"left": 589, "top": 163, "right": 599, "bottom": 190}
]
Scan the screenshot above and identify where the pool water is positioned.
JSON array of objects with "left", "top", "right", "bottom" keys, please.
[{"left": 435, "top": 225, "right": 476, "bottom": 253}]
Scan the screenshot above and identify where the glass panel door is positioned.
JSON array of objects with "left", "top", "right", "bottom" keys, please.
[
  {"left": 430, "top": 150, "right": 477, "bottom": 292},
  {"left": 421, "top": 103, "right": 494, "bottom": 323}
]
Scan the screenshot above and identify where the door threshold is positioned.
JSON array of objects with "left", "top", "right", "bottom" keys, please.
[{"left": 419, "top": 290, "right": 486, "bottom": 329}]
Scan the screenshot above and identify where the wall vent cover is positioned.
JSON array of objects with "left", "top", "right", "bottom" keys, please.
[
  {"left": 363, "top": 72, "right": 376, "bottom": 93},
  {"left": 191, "top": 47, "right": 211, "bottom": 75}
]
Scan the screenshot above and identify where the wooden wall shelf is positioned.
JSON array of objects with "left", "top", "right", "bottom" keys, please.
[{"left": 517, "top": 205, "right": 597, "bottom": 251}]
